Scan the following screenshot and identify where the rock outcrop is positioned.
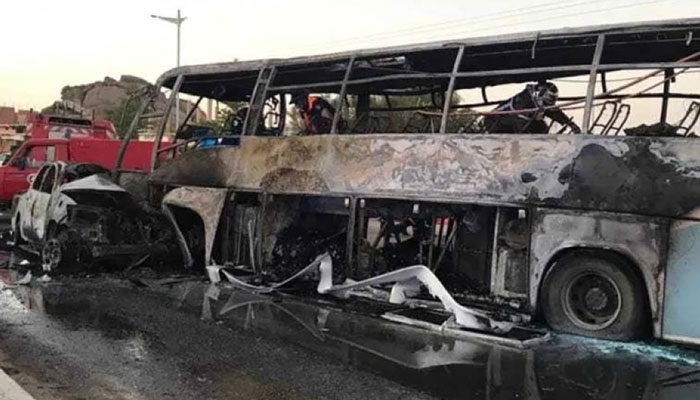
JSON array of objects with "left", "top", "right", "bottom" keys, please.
[{"left": 58, "top": 75, "right": 205, "bottom": 128}]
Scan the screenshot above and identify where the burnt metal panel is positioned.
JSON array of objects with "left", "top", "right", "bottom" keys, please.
[
  {"left": 151, "top": 134, "right": 700, "bottom": 219},
  {"left": 662, "top": 219, "right": 700, "bottom": 345},
  {"left": 162, "top": 186, "right": 228, "bottom": 266}
]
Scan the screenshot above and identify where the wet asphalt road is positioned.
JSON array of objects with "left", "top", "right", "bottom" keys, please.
[{"left": 2, "top": 262, "right": 700, "bottom": 399}]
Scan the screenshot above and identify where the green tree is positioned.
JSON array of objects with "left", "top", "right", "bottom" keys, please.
[
  {"left": 197, "top": 102, "right": 248, "bottom": 135},
  {"left": 106, "top": 97, "right": 145, "bottom": 139}
]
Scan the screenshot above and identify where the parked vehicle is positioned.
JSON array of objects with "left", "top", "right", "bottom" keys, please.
[
  {"left": 116, "top": 18, "right": 700, "bottom": 343},
  {"left": 25, "top": 112, "right": 115, "bottom": 140},
  {"left": 12, "top": 162, "right": 163, "bottom": 271},
  {"left": 0, "top": 136, "right": 155, "bottom": 207}
]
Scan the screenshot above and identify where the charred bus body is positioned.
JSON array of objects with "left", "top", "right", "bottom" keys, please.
[{"left": 116, "top": 19, "right": 700, "bottom": 343}]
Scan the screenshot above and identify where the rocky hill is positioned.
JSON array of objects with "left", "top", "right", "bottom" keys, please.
[{"left": 56, "top": 75, "right": 206, "bottom": 132}]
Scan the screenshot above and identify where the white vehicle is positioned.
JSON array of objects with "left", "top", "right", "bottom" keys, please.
[{"left": 11, "top": 162, "right": 152, "bottom": 271}]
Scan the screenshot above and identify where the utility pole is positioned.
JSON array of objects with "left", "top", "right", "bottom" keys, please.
[{"left": 151, "top": 9, "right": 186, "bottom": 131}]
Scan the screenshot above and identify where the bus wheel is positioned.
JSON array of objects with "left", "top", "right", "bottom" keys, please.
[{"left": 541, "top": 253, "right": 647, "bottom": 340}]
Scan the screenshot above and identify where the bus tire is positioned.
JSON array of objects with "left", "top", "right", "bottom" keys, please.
[{"left": 541, "top": 253, "right": 647, "bottom": 340}]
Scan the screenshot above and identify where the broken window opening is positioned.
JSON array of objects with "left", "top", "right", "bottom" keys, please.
[
  {"left": 221, "top": 193, "right": 351, "bottom": 286},
  {"left": 39, "top": 165, "right": 57, "bottom": 194},
  {"left": 222, "top": 192, "right": 261, "bottom": 271},
  {"left": 216, "top": 195, "right": 534, "bottom": 303},
  {"left": 352, "top": 199, "right": 532, "bottom": 304}
]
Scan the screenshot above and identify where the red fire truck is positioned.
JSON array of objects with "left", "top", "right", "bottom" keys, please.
[{"left": 0, "top": 112, "right": 154, "bottom": 207}]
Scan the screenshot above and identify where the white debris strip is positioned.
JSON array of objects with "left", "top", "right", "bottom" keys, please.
[
  {"left": 209, "top": 253, "right": 513, "bottom": 333},
  {"left": 0, "top": 367, "right": 36, "bottom": 400},
  {"left": 15, "top": 271, "right": 32, "bottom": 286}
]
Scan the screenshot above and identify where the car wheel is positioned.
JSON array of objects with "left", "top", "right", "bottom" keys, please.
[
  {"left": 541, "top": 253, "right": 648, "bottom": 340},
  {"left": 41, "top": 231, "right": 77, "bottom": 272},
  {"left": 41, "top": 238, "right": 64, "bottom": 272}
]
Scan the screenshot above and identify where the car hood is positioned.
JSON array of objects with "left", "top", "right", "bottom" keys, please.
[{"left": 59, "top": 174, "right": 127, "bottom": 193}]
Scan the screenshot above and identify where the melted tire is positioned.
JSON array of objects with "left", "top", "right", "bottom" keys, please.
[
  {"left": 541, "top": 253, "right": 648, "bottom": 341},
  {"left": 41, "top": 230, "right": 79, "bottom": 272}
]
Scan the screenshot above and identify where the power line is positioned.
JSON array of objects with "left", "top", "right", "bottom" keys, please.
[
  {"left": 413, "top": 0, "right": 672, "bottom": 43},
  {"left": 294, "top": 0, "right": 673, "bottom": 55},
  {"left": 554, "top": 70, "right": 700, "bottom": 84},
  {"left": 292, "top": 0, "right": 613, "bottom": 53},
  {"left": 292, "top": 0, "right": 587, "bottom": 51}
]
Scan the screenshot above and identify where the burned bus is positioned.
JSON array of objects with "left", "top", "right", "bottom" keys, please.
[{"left": 115, "top": 18, "right": 700, "bottom": 343}]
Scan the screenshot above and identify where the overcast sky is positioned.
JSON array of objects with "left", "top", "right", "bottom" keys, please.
[{"left": 0, "top": 0, "right": 698, "bottom": 109}]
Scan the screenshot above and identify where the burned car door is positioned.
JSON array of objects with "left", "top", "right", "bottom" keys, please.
[
  {"left": 30, "top": 164, "right": 59, "bottom": 241},
  {"left": 16, "top": 164, "right": 49, "bottom": 241}
]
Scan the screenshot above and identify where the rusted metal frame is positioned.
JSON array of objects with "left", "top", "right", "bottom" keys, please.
[
  {"left": 369, "top": 85, "right": 445, "bottom": 98},
  {"left": 433, "top": 220, "right": 458, "bottom": 274},
  {"left": 660, "top": 69, "right": 673, "bottom": 123},
  {"left": 255, "top": 193, "right": 268, "bottom": 273},
  {"left": 610, "top": 104, "right": 631, "bottom": 136},
  {"left": 582, "top": 35, "right": 606, "bottom": 135},
  {"left": 383, "top": 220, "right": 391, "bottom": 249},
  {"left": 531, "top": 33, "right": 540, "bottom": 60},
  {"left": 440, "top": 46, "right": 466, "bottom": 134},
  {"left": 436, "top": 217, "right": 446, "bottom": 249},
  {"left": 589, "top": 102, "right": 617, "bottom": 134},
  {"left": 268, "top": 73, "right": 450, "bottom": 92},
  {"left": 427, "top": 216, "right": 437, "bottom": 269},
  {"left": 356, "top": 199, "right": 367, "bottom": 278},
  {"left": 368, "top": 105, "right": 442, "bottom": 112},
  {"left": 155, "top": 22, "right": 700, "bottom": 89},
  {"left": 242, "top": 66, "right": 277, "bottom": 136},
  {"left": 156, "top": 138, "right": 192, "bottom": 155},
  {"left": 113, "top": 83, "right": 161, "bottom": 179},
  {"left": 489, "top": 208, "right": 503, "bottom": 295},
  {"left": 220, "top": 191, "right": 236, "bottom": 263},
  {"left": 445, "top": 92, "right": 700, "bottom": 110},
  {"left": 241, "top": 68, "right": 266, "bottom": 136},
  {"left": 233, "top": 197, "right": 246, "bottom": 265},
  {"left": 456, "top": 62, "right": 700, "bottom": 75},
  {"left": 331, "top": 56, "right": 357, "bottom": 134},
  {"left": 150, "top": 75, "right": 184, "bottom": 172},
  {"left": 176, "top": 95, "right": 204, "bottom": 135},
  {"left": 265, "top": 62, "right": 700, "bottom": 95},
  {"left": 382, "top": 95, "right": 393, "bottom": 110},
  {"left": 600, "top": 72, "right": 608, "bottom": 92},
  {"left": 247, "top": 215, "right": 258, "bottom": 272},
  {"left": 345, "top": 197, "right": 357, "bottom": 276},
  {"left": 172, "top": 74, "right": 261, "bottom": 87}
]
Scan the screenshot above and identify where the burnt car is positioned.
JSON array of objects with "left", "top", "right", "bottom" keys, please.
[{"left": 11, "top": 161, "right": 163, "bottom": 271}]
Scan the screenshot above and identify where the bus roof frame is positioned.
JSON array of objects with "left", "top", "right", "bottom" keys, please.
[{"left": 156, "top": 17, "right": 700, "bottom": 92}]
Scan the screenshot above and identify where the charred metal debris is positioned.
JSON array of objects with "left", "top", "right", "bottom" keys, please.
[
  {"left": 160, "top": 187, "right": 543, "bottom": 340},
  {"left": 10, "top": 162, "right": 175, "bottom": 272}
]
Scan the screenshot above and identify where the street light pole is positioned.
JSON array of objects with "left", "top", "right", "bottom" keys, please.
[{"left": 151, "top": 9, "right": 186, "bottom": 131}]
